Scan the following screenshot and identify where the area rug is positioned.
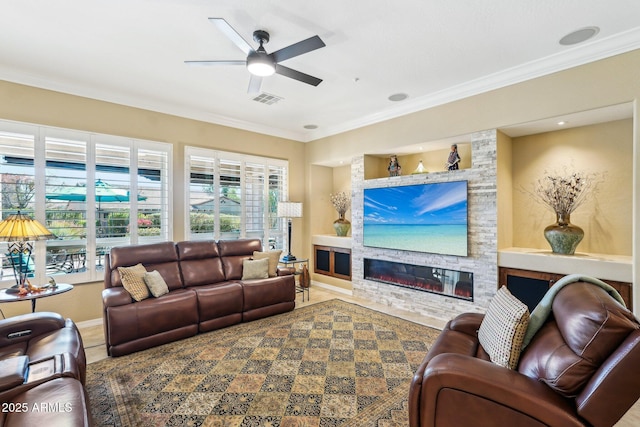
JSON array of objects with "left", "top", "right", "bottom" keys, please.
[{"left": 87, "top": 299, "right": 440, "bottom": 426}]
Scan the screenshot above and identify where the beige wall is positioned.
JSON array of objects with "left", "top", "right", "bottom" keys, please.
[
  {"left": 0, "top": 81, "right": 306, "bottom": 322},
  {"left": 304, "top": 49, "right": 640, "bottom": 312},
  {"left": 2, "top": 49, "right": 640, "bottom": 320},
  {"left": 496, "top": 130, "right": 513, "bottom": 249},
  {"left": 511, "top": 119, "right": 633, "bottom": 254},
  {"left": 305, "top": 164, "right": 353, "bottom": 292}
]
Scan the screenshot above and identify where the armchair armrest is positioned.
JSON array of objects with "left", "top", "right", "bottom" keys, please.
[
  {"left": 448, "top": 312, "right": 484, "bottom": 336},
  {"left": 0, "top": 356, "right": 29, "bottom": 392},
  {"left": 410, "top": 353, "right": 582, "bottom": 427},
  {"left": 0, "top": 312, "right": 66, "bottom": 347},
  {"left": 102, "top": 287, "right": 133, "bottom": 308}
]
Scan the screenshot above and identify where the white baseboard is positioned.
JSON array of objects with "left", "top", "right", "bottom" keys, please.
[
  {"left": 311, "top": 280, "right": 353, "bottom": 296},
  {"left": 76, "top": 318, "right": 103, "bottom": 329}
]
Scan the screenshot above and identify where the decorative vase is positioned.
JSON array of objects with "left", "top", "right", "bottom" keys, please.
[
  {"left": 333, "top": 213, "right": 351, "bottom": 237},
  {"left": 543, "top": 212, "right": 584, "bottom": 255}
]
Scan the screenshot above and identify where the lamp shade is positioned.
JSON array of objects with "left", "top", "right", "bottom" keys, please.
[
  {"left": 0, "top": 212, "right": 56, "bottom": 242},
  {"left": 277, "top": 202, "right": 303, "bottom": 218}
]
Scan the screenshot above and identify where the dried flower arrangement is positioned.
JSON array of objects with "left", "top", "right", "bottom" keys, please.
[
  {"left": 330, "top": 191, "right": 351, "bottom": 216},
  {"left": 529, "top": 169, "right": 600, "bottom": 216}
]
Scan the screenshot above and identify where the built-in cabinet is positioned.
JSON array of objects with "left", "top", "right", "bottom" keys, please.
[
  {"left": 499, "top": 266, "right": 632, "bottom": 311},
  {"left": 314, "top": 245, "right": 351, "bottom": 280}
]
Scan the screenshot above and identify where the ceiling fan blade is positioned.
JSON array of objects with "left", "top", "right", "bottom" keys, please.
[
  {"left": 270, "top": 35, "right": 325, "bottom": 63},
  {"left": 275, "top": 64, "right": 322, "bottom": 86},
  {"left": 248, "top": 75, "right": 263, "bottom": 94},
  {"left": 209, "top": 17, "right": 254, "bottom": 55},
  {"left": 185, "top": 60, "right": 247, "bottom": 66}
]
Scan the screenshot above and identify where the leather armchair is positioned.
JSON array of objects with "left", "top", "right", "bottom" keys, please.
[
  {"left": 0, "top": 312, "right": 91, "bottom": 426},
  {"left": 409, "top": 281, "right": 640, "bottom": 427}
]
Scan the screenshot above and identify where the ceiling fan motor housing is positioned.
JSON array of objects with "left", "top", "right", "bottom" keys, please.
[{"left": 253, "top": 30, "right": 270, "bottom": 45}]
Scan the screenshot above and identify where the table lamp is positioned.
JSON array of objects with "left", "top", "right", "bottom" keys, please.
[
  {"left": 0, "top": 211, "right": 56, "bottom": 290},
  {"left": 277, "top": 201, "right": 302, "bottom": 261}
]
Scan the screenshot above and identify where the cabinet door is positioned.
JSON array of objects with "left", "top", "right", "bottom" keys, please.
[
  {"left": 313, "top": 245, "right": 351, "bottom": 280},
  {"left": 499, "top": 267, "right": 633, "bottom": 311},
  {"left": 499, "top": 268, "right": 554, "bottom": 312}
]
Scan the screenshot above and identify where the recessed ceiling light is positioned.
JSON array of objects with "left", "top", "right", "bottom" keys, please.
[
  {"left": 557, "top": 121, "right": 567, "bottom": 126},
  {"left": 388, "top": 93, "right": 408, "bottom": 102},
  {"left": 303, "top": 124, "right": 318, "bottom": 130},
  {"left": 559, "top": 26, "right": 599, "bottom": 46}
]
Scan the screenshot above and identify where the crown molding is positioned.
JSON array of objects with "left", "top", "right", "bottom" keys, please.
[
  {"left": 304, "top": 27, "right": 640, "bottom": 142},
  {"left": 2, "top": 27, "right": 640, "bottom": 143}
]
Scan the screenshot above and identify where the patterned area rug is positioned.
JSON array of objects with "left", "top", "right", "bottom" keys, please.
[{"left": 87, "top": 299, "right": 440, "bottom": 426}]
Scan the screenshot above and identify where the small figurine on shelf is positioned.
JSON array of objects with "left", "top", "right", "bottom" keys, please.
[
  {"left": 445, "top": 144, "right": 461, "bottom": 171},
  {"left": 388, "top": 155, "right": 402, "bottom": 176}
]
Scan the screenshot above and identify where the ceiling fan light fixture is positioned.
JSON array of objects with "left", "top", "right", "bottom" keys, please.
[{"left": 247, "top": 51, "right": 275, "bottom": 76}]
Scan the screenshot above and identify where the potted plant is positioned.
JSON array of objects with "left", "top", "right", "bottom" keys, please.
[
  {"left": 529, "top": 169, "right": 599, "bottom": 254},
  {"left": 330, "top": 191, "right": 351, "bottom": 236}
]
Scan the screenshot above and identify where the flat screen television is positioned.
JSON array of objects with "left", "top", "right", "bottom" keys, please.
[{"left": 363, "top": 180, "right": 468, "bottom": 256}]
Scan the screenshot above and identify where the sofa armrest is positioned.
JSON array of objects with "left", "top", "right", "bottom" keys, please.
[
  {"left": 410, "top": 353, "right": 582, "bottom": 427},
  {"left": 0, "top": 312, "right": 66, "bottom": 347},
  {"left": 102, "top": 287, "right": 132, "bottom": 308},
  {"left": 276, "top": 267, "right": 295, "bottom": 276}
]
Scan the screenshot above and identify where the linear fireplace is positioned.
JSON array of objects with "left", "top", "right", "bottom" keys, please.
[{"left": 364, "top": 258, "right": 473, "bottom": 301}]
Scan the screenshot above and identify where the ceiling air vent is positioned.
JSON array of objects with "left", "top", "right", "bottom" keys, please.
[{"left": 252, "top": 92, "right": 283, "bottom": 105}]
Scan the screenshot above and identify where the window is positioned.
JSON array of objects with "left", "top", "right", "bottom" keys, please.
[
  {"left": 185, "top": 147, "right": 287, "bottom": 250},
  {"left": 0, "top": 120, "right": 172, "bottom": 286}
]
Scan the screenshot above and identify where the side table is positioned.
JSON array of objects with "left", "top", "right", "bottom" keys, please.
[
  {"left": 279, "top": 258, "right": 310, "bottom": 302},
  {"left": 0, "top": 283, "right": 74, "bottom": 314}
]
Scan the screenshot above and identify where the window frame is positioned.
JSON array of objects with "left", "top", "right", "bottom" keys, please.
[
  {"left": 184, "top": 146, "right": 288, "bottom": 248},
  {"left": 0, "top": 119, "right": 173, "bottom": 285}
]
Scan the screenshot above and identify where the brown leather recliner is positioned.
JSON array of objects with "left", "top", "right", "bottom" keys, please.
[
  {"left": 0, "top": 312, "right": 92, "bottom": 426},
  {"left": 409, "top": 281, "right": 640, "bottom": 427},
  {"left": 103, "top": 239, "right": 296, "bottom": 356}
]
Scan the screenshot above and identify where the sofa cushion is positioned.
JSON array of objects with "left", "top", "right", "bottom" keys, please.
[
  {"left": 252, "top": 250, "right": 282, "bottom": 277},
  {"left": 218, "top": 239, "right": 262, "bottom": 280},
  {"left": 118, "top": 263, "right": 149, "bottom": 301},
  {"left": 108, "top": 242, "right": 183, "bottom": 291},
  {"left": 518, "top": 282, "right": 638, "bottom": 397},
  {"left": 144, "top": 270, "right": 169, "bottom": 297},
  {"left": 242, "top": 258, "right": 270, "bottom": 280},
  {"left": 478, "top": 286, "right": 529, "bottom": 369},
  {"left": 177, "top": 240, "right": 226, "bottom": 286}
]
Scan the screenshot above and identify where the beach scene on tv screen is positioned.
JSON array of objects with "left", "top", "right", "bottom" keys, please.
[{"left": 363, "top": 181, "right": 468, "bottom": 256}]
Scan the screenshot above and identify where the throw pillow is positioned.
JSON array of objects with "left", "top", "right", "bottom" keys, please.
[
  {"left": 118, "top": 263, "right": 150, "bottom": 302},
  {"left": 252, "top": 250, "right": 282, "bottom": 277},
  {"left": 242, "top": 258, "right": 270, "bottom": 280},
  {"left": 143, "top": 270, "right": 169, "bottom": 298},
  {"left": 478, "top": 286, "right": 530, "bottom": 369}
]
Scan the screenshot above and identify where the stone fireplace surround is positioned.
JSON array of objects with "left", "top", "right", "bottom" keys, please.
[{"left": 350, "top": 130, "right": 498, "bottom": 321}]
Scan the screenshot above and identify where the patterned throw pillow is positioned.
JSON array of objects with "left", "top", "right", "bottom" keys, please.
[
  {"left": 242, "top": 258, "right": 270, "bottom": 280},
  {"left": 252, "top": 250, "right": 282, "bottom": 277},
  {"left": 478, "top": 286, "right": 530, "bottom": 369},
  {"left": 143, "top": 270, "right": 169, "bottom": 298},
  {"left": 118, "top": 263, "right": 150, "bottom": 302}
]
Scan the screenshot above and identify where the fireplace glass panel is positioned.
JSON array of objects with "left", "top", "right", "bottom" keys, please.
[{"left": 364, "top": 258, "right": 473, "bottom": 301}]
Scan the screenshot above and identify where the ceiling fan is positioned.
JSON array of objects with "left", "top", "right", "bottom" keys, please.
[{"left": 185, "top": 18, "right": 326, "bottom": 94}]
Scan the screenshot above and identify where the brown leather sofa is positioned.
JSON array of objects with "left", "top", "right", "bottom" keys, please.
[
  {"left": 0, "top": 312, "right": 92, "bottom": 426},
  {"left": 102, "top": 238, "right": 296, "bottom": 357},
  {"left": 409, "top": 281, "right": 640, "bottom": 427}
]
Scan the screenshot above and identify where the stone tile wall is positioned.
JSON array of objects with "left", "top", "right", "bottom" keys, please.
[{"left": 351, "top": 130, "right": 498, "bottom": 321}]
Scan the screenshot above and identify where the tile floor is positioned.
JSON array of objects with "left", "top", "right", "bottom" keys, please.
[{"left": 79, "top": 285, "right": 639, "bottom": 426}]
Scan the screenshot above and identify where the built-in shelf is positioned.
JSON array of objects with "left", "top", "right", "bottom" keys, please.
[
  {"left": 311, "top": 235, "right": 352, "bottom": 249},
  {"left": 498, "top": 247, "right": 632, "bottom": 283}
]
